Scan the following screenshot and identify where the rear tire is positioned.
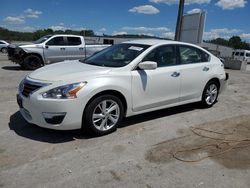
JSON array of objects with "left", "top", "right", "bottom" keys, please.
[
  {"left": 22, "top": 55, "right": 42, "bottom": 70},
  {"left": 83, "top": 95, "right": 124, "bottom": 136},
  {"left": 201, "top": 81, "right": 219, "bottom": 108}
]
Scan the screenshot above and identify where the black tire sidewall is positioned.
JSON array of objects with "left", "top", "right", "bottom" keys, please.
[
  {"left": 83, "top": 95, "right": 124, "bottom": 136},
  {"left": 201, "top": 81, "right": 219, "bottom": 107},
  {"left": 23, "top": 55, "right": 42, "bottom": 70}
]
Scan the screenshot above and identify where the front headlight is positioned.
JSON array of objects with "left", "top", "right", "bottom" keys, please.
[{"left": 42, "top": 82, "right": 87, "bottom": 99}]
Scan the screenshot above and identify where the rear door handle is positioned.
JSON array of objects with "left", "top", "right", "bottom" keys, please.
[
  {"left": 171, "top": 72, "right": 180, "bottom": 77},
  {"left": 203, "top": 66, "right": 209, "bottom": 71},
  {"left": 79, "top": 48, "right": 84, "bottom": 50},
  {"left": 60, "top": 48, "right": 65, "bottom": 50}
]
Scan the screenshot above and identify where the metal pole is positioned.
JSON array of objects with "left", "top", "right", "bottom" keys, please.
[{"left": 175, "top": 0, "right": 185, "bottom": 41}]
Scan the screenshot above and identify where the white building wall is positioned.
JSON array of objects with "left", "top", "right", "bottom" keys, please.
[{"left": 201, "top": 42, "right": 233, "bottom": 58}]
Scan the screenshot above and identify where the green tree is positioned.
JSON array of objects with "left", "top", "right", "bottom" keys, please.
[{"left": 228, "top": 36, "right": 242, "bottom": 49}]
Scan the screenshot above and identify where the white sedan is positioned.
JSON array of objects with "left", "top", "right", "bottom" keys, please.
[{"left": 17, "top": 39, "right": 228, "bottom": 135}]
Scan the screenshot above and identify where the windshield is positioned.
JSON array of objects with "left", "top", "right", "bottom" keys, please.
[
  {"left": 34, "top": 35, "right": 52, "bottom": 44},
  {"left": 81, "top": 43, "right": 150, "bottom": 67}
]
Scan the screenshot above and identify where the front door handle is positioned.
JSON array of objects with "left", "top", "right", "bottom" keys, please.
[
  {"left": 171, "top": 72, "right": 180, "bottom": 77},
  {"left": 203, "top": 66, "right": 210, "bottom": 71},
  {"left": 79, "top": 48, "right": 84, "bottom": 50},
  {"left": 60, "top": 48, "right": 65, "bottom": 50}
]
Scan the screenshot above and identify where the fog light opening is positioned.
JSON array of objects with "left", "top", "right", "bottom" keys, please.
[{"left": 42, "top": 112, "right": 66, "bottom": 125}]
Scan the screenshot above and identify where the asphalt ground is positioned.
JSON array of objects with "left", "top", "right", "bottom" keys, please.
[{"left": 0, "top": 53, "right": 250, "bottom": 188}]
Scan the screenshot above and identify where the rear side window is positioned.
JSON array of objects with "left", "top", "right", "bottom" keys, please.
[
  {"left": 246, "top": 53, "right": 250, "bottom": 57},
  {"left": 143, "top": 45, "right": 177, "bottom": 67},
  {"left": 235, "top": 52, "right": 239, "bottom": 56},
  {"left": 46, "top": 37, "right": 65, "bottom": 46},
  {"left": 67, "top": 37, "right": 81, "bottom": 45},
  {"left": 0, "top": 41, "right": 4, "bottom": 44},
  {"left": 179, "top": 45, "right": 210, "bottom": 64},
  {"left": 240, "top": 52, "right": 244, "bottom": 56}
]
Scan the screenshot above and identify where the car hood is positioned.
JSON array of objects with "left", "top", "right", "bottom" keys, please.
[
  {"left": 8, "top": 43, "right": 41, "bottom": 51},
  {"left": 28, "top": 60, "right": 112, "bottom": 82},
  {"left": 20, "top": 44, "right": 43, "bottom": 48}
]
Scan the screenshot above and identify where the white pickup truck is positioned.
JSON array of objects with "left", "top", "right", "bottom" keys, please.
[{"left": 8, "top": 34, "right": 110, "bottom": 70}]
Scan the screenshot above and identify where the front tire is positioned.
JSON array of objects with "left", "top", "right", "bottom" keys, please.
[
  {"left": 22, "top": 55, "right": 42, "bottom": 70},
  {"left": 1, "top": 47, "right": 7, "bottom": 53},
  {"left": 83, "top": 95, "right": 124, "bottom": 136},
  {"left": 201, "top": 81, "right": 219, "bottom": 108}
]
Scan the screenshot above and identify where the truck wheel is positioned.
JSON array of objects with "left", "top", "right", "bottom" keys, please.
[
  {"left": 83, "top": 95, "right": 124, "bottom": 136},
  {"left": 23, "top": 55, "right": 42, "bottom": 70},
  {"left": 1, "top": 47, "right": 7, "bottom": 53}
]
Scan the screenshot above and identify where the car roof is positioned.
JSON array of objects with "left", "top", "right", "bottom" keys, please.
[
  {"left": 123, "top": 39, "right": 199, "bottom": 47},
  {"left": 123, "top": 39, "right": 213, "bottom": 56},
  {"left": 0, "top": 40, "right": 8, "bottom": 43},
  {"left": 51, "top": 34, "right": 83, "bottom": 37}
]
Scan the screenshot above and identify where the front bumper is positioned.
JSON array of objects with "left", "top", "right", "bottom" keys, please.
[
  {"left": 17, "top": 92, "right": 87, "bottom": 130},
  {"left": 8, "top": 47, "right": 25, "bottom": 64}
]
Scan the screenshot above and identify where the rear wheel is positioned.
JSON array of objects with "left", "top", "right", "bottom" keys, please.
[
  {"left": 83, "top": 95, "right": 124, "bottom": 136},
  {"left": 201, "top": 81, "right": 219, "bottom": 107},
  {"left": 22, "top": 55, "right": 42, "bottom": 70}
]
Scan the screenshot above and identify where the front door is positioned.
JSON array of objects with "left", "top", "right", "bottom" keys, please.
[
  {"left": 131, "top": 45, "right": 180, "bottom": 112},
  {"left": 44, "top": 36, "right": 68, "bottom": 63}
]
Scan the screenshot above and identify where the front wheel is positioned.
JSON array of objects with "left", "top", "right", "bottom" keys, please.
[
  {"left": 22, "top": 55, "right": 42, "bottom": 70},
  {"left": 1, "top": 47, "right": 7, "bottom": 53},
  {"left": 201, "top": 81, "right": 219, "bottom": 107},
  {"left": 83, "top": 95, "right": 124, "bottom": 136}
]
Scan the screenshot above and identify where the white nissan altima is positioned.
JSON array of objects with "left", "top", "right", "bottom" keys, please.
[{"left": 17, "top": 39, "right": 228, "bottom": 135}]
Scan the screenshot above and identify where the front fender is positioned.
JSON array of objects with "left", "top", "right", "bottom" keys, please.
[{"left": 78, "top": 76, "right": 132, "bottom": 117}]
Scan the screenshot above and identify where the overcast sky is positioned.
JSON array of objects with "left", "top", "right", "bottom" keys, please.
[{"left": 0, "top": 0, "right": 249, "bottom": 41}]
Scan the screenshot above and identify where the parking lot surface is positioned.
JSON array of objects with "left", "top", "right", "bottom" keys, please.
[{"left": 0, "top": 53, "right": 250, "bottom": 188}]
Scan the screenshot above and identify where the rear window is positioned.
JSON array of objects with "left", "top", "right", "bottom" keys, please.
[
  {"left": 67, "top": 37, "right": 81, "bottom": 45},
  {"left": 179, "top": 45, "right": 210, "bottom": 64}
]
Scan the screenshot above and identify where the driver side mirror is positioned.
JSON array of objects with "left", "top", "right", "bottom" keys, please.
[
  {"left": 45, "top": 45, "right": 49, "bottom": 49},
  {"left": 138, "top": 61, "right": 157, "bottom": 70}
]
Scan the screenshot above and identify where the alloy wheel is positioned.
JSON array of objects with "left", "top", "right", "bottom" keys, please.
[
  {"left": 205, "top": 84, "right": 218, "bottom": 105},
  {"left": 92, "top": 100, "right": 120, "bottom": 131}
]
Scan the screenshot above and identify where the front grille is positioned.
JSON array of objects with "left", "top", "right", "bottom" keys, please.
[
  {"left": 7, "top": 46, "right": 15, "bottom": 58},
  {"left": 21, "top": 81, "right": 43, "bottom": 97}
]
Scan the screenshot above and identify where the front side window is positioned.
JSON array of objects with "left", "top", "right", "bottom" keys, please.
[
  {"left": 235, "top": 52, "right": 239, "bottom": 56},
  {"left": 246, "top": 53, "right": 250, "bottom": 57},
  {"left": 143, "top": 45, "right": 177, "bottom": 67},
  {"left": 81, "top": 43, "right": 150, "bottom": 67},
  {"left": 67, "top": 37, "right": 81, "bottom": 45},
  {"left": 0, "top": 41, "right": 4, "bottom": 44},
  {"left": 46, "top": 37, "right": 65, "bottom": 46},
  {"left": 179, "top": 45, "right": 210, "bottom": 64},
  {"left": 34, "top": 35, "right": 52, "bottom": 44}
]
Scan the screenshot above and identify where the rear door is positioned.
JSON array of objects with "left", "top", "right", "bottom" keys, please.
[
  {"left": 177, "top": 45, "right": 212, "bottom": 102},
  {"left": 65, "top": 36, "right": 85, "bottom": 60},
  {"left": 44, "top": 36, "right": 67, "bottom": 63}
]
